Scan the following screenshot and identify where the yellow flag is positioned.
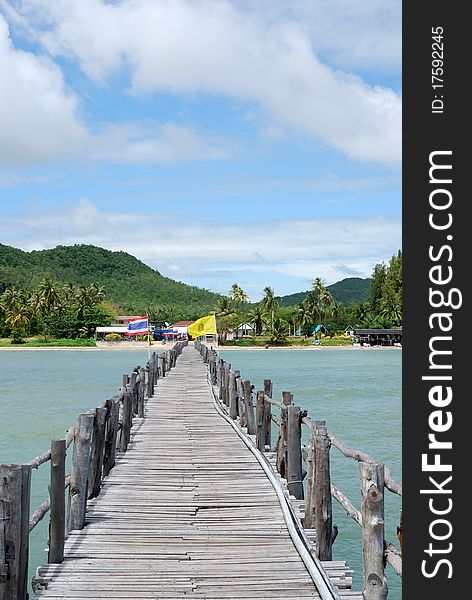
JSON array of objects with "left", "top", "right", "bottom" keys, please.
[{"left": 187, "top": 314, "right": 217, "bottom": 338}]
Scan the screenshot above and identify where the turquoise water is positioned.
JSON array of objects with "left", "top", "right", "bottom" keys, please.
[
  {"left": 220, "top": 348, "right": 402, "bottom": 599},
  {"left": 0, "top": 347, "right": 401, "bottom": 598}
]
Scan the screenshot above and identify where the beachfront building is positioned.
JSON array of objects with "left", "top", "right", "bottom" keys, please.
[
  {"left": 95, "top": 326, "right": 128, "bottom": 340},
  {"left": 111, "top": 315, "right": 143, "bottom": 326},
  {"left": 236, "top": 322, "right": 255, "bottom": 338},
  {"left": 170, "top": 321, "right": 196, "bottom": 337},
  {"left": 353, "top": 327, "right": 402, "bottom": 346}
]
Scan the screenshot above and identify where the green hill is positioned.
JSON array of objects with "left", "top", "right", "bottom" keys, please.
[
  {"left": 0, "top": 243, "right": 220, "bottom": 317},
  {"left": 277, "top": 277, "right": 371, "bottom": 307}
]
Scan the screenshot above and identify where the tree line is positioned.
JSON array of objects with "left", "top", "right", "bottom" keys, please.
[
  {"left": 0, "top": 279, "right": 115, "bottom": 343},
  {"left": 0, "top": 251, "right": 401, "bottom": 345},
  {"left": 215, "top": 251, "right": 402, "bottom": 344}
]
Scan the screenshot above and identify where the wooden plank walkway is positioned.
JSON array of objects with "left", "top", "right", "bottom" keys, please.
[{"left": 33, "top": 345, "right": 330, "bottom": 599}]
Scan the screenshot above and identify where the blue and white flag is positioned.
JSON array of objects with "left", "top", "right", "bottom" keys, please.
[{"left": 126, "top": 316, "right": 149, "bottom": 336}]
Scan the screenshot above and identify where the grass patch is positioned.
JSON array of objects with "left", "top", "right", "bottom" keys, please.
[
  {"left": 0, "top": 337, "right": 96, "bottom": 347},
  {"left": 221, "top": 337, "right": 353, "bottom": 347}
]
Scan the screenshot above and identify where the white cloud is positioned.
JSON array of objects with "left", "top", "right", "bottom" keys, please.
[
  {"left": 1, "top": 199, "right": 401, "bottom": 298},
  {"left": 5, "top": 0, "right": 401, "bottom": 164},
  {"left": 0, "top": 14, "right": 87, "bottom": 163},
  {"left": 0, "top": 11, "right": 233, "bottom": 164},
  {"left": 92, "top": 122, "right": 232, "bottom": 163}
]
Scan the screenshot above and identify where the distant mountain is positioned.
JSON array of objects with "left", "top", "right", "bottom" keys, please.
[
  {"left": 0, "top": 243, "right": 220, "bottom": 315},
  {"left": 277, "top": 277, "right": 371, "bottom": 307}
]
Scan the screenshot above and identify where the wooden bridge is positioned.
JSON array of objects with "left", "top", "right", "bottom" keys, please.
[{"left": 1, "top": 342, "right": 401, "bottom": 600}]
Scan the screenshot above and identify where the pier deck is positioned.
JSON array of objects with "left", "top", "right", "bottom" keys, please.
[{"left": 33, "top": 346, "right": 341, "bottom": 599}]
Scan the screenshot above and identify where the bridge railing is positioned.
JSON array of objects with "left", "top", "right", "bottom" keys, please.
[
  {"left": 0, "top": 341, "right": 187, "bottom": 600},
  {"left": 195, "top": 339, "right": 401, "bottom": 600}
]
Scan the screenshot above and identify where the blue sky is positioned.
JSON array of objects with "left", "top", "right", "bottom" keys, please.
[{"left": 0, "top": 0, "right": 401, "bottom": 301}]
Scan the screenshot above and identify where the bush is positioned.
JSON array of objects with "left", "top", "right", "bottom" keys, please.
[{"left": 104, "top": 333, "right": 123, "bottom": 342}]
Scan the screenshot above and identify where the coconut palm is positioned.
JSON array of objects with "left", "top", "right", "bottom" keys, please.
[
  {"left": 38, "top": 278, "right": 60, "bottom": 312},
  {"left": 229, "top": 283, "right": 249, "bottom": 306},
  {"left": 266, "top": 317, "right": 289, "bottom": 345},
  {"left": 248, "top": 304, "right": 265, "bottom": 335},
  {"left": 380, "top": 295, "right": 402, "bottom": 326},
  {"left": 1, "top": 287, "right": 21, "bottom": 313},
  {"left": 260, "top": 286, "right": 278, "bottom": 328},
  {"left": 88, "top": 282, "right": 105, "bottom": 305},
  {"left": 214, "top": 296, "right": 237, "bottom": 341}
]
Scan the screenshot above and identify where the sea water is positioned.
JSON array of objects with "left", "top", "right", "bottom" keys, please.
[{"left": 0, "top": 347, "right": 401, "bottom": 598}]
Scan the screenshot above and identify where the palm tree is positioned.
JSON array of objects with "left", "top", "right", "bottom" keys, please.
[
  {"left": 229, "top": 283, "right": 249, "bottom": 305},
  {"left": 38, "top": 278, "right": 59, "bottom": 312},
  {"left": 266, "top": 317, "right": 289, "bottom": 345},
  {"left": 248, "top": 304, "right": 265, "bottom": 335},
  {"left": 380, "top": 295, "right": 402, "bottom": 326},
  {"left": 4, "top": 302, "right": 32, "bottom": 342},
  {"left": 1, "top": 287, "right": 21, "bottom": 313},
  {"left": 88, "top": 282, "right": 105, "bottom": 305},
  {"left": 214, "top": 296, "right": 237, "bottom": 341},
  {"left": 261, "top": 286, "right": 278, "bottom": 329}
]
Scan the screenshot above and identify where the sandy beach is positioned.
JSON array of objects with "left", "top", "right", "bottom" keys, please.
[{"left": 0, "top": 341, "right": 401, "bottom": 351}]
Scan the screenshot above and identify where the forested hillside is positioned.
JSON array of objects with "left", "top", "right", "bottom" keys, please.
[
  {"left": 0, "top": 244, "right": 220, "bottom": 319},
  {"left": 277, "top": 277, "right": 371, "bottom": 307}
]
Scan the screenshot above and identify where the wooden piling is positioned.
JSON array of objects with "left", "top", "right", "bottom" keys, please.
[
  {"left": 256, "top": 391, "right": 268, "bottom": 451},
  {"left": 276, "top": 391, "right": 292, "bottom": 476},
  {"left": 228, "top": 371, "right": 238, "bottom": 419},
  {"left": 0, "top": 464, "right": 31, "bottom": 600},
  {"left": 68, "top": 414, "right": 94, "bottom": 532},
  {"left": 360, "top": 461, "right": 388, "bottom": 600},
  {"left": 159, "top": 355, "right": 166, "bottom": 378},
  {"left": 48, "top": 439, "right": 66, "bottom": 564},
  {"left": 263, "top": 379, "right": 272, "bottom": 448},
  {"left": 102, "top": 397, "right": 120, "bottom": 477},
  {"left": 236, "top": 376, "right": 246, "bottom": 427},
  {"left": 138, "top": 367, "right": 146, "bottom": 417},
  {"left": 130, "top": 372, "right": 138, "bottom": 415},
  {"left": 242, "top": 380, "right": 256, "bottom": 435},
  {"left": 313, "top": 424, "right": 333, "bottom": 560},
  {"left": 88, "top": 407, "right": 108, "bottom": 499},
  {"left": 121, "top": 385, "right": 133, "bottom": 452},
  {"left": 287, "top": 405, "right": 303, "bottom": 499}
]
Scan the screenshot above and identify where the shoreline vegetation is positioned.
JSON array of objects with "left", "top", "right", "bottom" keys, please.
[{"left": 1, "top": 244, "right": 402, "bottom": 349}]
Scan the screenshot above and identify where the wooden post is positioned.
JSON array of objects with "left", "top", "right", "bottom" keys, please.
[
  {"left": 68, "top": 414, "right": 94, "bottom": 531},
  {"left": 287, "top": 405, "right": 303, "bottom": 499},
  {"left": 48, "top": 439, "right": 66, "bottom": 564},
  {"left": 236, "top": 376, "right": 246, "bottom": 427},
  {"left": 228, "top": 371, "right": 238, "bottom": 419},
  {"left": 130, "top": 372, "right": 138, "bottom": 415},
  {"left": 313, "top": 424, "right": 333, "bottom": 560},
  {"left": 153, "top": 353, "right": 158, "bottom": 384},
  {"left": 263, "top": 379, "right": 272, "bottom": 448},
  {"left": 103, "top": 397, "right": 120, "bottom": 477},
  {"left": 223, "top": 363, "right": 230, "bottom": 406},
  {"left": 210, "top": 353, "right": 217, "bottom": 384},
  {"left": 216, "top": 358, "right": 222, "bottom": 393},
  {"left": 159, "top": 355, "right": 166, "bottom": 378},
  {"left": 88, "top": 407, "right": 108, "bottom": 499},
  {"left": 0, "top": 464, "right": 31, "bottom": 600},
  {"left": 360, "top": 462, "right": 388, "bottom": 600},
  {"left": 165, "top": 350, "right": 172, "bottom": 371},
  {"left": 276, "top": 391, "right": 292, "bottom": 476},
  {"left": 304, "top": 419, "right": 324, "bottom": 529},
  {"left": 255, "top": 391, "right": 268, "bottom": 451},
  {"left": 242, "top": 380, "right": 256, "bottom": 435},
  {"left": 138, "top": 367, "right": 145, "bottom": 417},
  {"left": 121, "top": 386, "right": 133, "bottom": 452}
]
